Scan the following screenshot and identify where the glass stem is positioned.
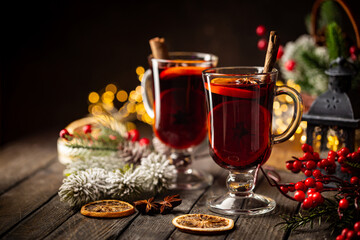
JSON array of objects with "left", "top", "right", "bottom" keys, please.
[
  {"left": 227, "top": 167, "right": 257, "bottom": 197},
  {"left": 169, "top": 149, "right": 192, "bottom": 171}
]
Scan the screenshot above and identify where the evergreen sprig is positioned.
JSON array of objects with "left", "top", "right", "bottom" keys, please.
[
  {"left": 278, "top": 196, "right": 358, "bottom": 234},
  {"left": 326, "top": 22, "right": 347, "bottom": 60}
]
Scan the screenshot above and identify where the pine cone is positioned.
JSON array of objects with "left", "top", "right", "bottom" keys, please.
[{"left": 117, "top": 140, "right": 151, "bottom": 164}]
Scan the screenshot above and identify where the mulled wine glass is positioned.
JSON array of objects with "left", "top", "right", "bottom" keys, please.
[
  {"left": 142, "top": 52, "right": 218, "bottom": 189},
  {"left": 202, "top": 67, "right": 303, "bottom": 215}
]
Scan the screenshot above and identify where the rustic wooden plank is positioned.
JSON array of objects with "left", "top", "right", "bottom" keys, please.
[
  {"left": 117, "top": 188, "right": 209, "bottom": 240},
  {"left": 42, "top": 155, "right": 220, "bottom": 240},
  {"left": 1, "top": 195, "right": 77, "bottom": 240},
  {"left": 43, "top": 210, "right": 140, "bottom": 240},
  {"left": 169, "top": 169, "right": 234, "bottom": 240},
  {"left": 226, "top": 169, "right": 303, "bottom": 240},
  {"left": 0, "top": 160, "right": 64, "bottom": 237},
  {"left": 0, "top": 130, "right": 58, "bottom": 194},
  {"left": 116, "top": 156, "right": 223, "bottom": 240}
]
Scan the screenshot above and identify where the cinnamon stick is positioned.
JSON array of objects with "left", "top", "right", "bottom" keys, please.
[
  {"left": 149, "top": 37, "right": 169, "bottom": 59},
  {"left": 263, "top": 31, "right": 280, "bottom": 73}
]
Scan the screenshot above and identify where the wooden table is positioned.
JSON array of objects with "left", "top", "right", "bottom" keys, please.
[{"left": 0, "top": 129, "right": 332, "bottom": 240}]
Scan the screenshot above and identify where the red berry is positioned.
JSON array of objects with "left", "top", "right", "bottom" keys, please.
[
  {"left": 306, "top": 161, "right": 316, "bottom": 170},
  {"left": 303, "top": 152, "right": 314, "bottom": 160},
  {"left": 277, "top": 45, "right": 284, "bottom": 59},
  {"left": 293, "top": 160, "right": 302, "bottom": 170},
  {"left": 304, "top": 169, "right": 312, "bottom": 177},
  {"left": 308, "top": 145, "right": 314, "bottom": 153},
  {"left": 339, "top": 198, "right": 349, "bottom": 209},
  {"left": 313, "top": 152, "right": 320, "bottom": 160},
  {"left": 301, "top": 143, "right": 310, "bottom": 152},
  {"left": 338, "top": 147, "right": 349, "bottom": 156},
  {"left": 320, "top": 159, "right": 329, "bottom": 167},
  {"left": 295, "top": 182, "right": 307, "bottom": 191},
  {"left": 302, "top": 198, "right": 313, "bottom": 209},
  {"left": 139, "top": 137, "right": 150, "bottom": 146},
  {"left": 257, "top": 38, "right": 267, "bottom": 51},
  {"left": 286, "top": 162, "right": 293, "bottom": 170},
  {"left": 352, "top": 152, "right": 360, "bottom": 160},
  {"left": 341, "top": 167, "right": 348, "bottom": 173},
  {"left": 305, "top": 178, "right": 316, "bottom": 188},
  {"left": 351, "top": 53, "right": 358, "bottom": 61},
  {"left": 350, "top": 176, "right": 359, "bottom": 185},
  {"left": 256, "top": 25, "right": 266, "bottom": 36},
  {"left": 342, "top": 228, "right": 349, "bottom": 237},
  {"left": 347, "top": 230, "right": 356, "bottom": 239},
  {"left": 311, "top": 192, "right": 323, "bottom": 204},
  {"left": 327, "top": 157, "right": 335, "bottom": 165},
  {"left": 313, "top": 169, "right": 322, "bottom": 178},
  {"left": 317, "top": 161, "right": 322, "bottom": 168},
  {"left": 280, "top": 186, "right": 288, "bottom": 194},
  {"left": 336, "top": 235, "right": 344, "bottom": 240},
  {"left": 294, "top": 190, "right": 305, "bottom": 202},
  {"left": 315, "top": 182, "right": 323, "bottom": 191},
  {"left": 354, "top": 221, "right": 360, "bottom": 232},
  {"left": 350, "top": 45, "right": 357, "bottom": 54},
  {"left": 358, "top": 146, "right": 360, "bottom": 153},
  {"left": 59, "top": 129, "right": 70, "bottom": 138},
  {"left": 307, "top": 189, "right": 316, "bottom": 198},
  {"left": 83, "top": 124, "right": 92, "bottom": 134},
  {"left": 127, "top": 129, "right": 140, "bottom": 142},
  {"left": 328, "top": 150, "right": 337, "bottom": 158},
  {"left": 338, "top": 156, "right": 346, "bottom": 164}
]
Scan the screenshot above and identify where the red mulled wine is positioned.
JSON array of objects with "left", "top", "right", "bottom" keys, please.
[
  {"left": 206, "top": 79, "right": 275, "bottom": 170},
  {"left": 153, "top": 66, "right": 209, "bottom": 149}
]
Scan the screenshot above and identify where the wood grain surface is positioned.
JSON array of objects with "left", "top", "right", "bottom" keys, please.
[{"left": 0, "top": 129, "right": 332, "bottom": 239}]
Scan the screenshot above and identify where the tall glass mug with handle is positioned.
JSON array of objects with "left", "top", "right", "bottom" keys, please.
[
  {"left": 202, "top": 67, "right": 303, "bottom": 215},
  {"left": 142, "top": 52, "right": 219, "bottom": 189}
]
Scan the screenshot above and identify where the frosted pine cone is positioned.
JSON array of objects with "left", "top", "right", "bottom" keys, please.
[{"left": 117, "top": 140, "right": 151, "bottom": 164}]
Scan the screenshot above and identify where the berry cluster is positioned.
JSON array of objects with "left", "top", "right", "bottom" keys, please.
[
  {"left": 264, "top": 144, "right": 360, "bottom": 212},
  {"left": 336, "top": 221, "right": 360, "bottom": 240},
  {"left": 127, "top": 129, "right": 150, "bottom": 146}
]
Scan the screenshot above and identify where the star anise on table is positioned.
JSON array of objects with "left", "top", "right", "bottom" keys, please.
[
  {"left": 133, "top": 197, "right": 160, "bottom": 215},
  {"left": 159, "top": 194, "right": 182, "bottom": 214},
  {"left": 133, "top": 195, "right": 182, "bottom": 215}
]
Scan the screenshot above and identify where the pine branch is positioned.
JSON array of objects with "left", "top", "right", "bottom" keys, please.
[
  {"left": 320, "top": 0, "right": 342, "bottom": 28},
  {"left": 277, "top": 199, "right": 338, "bottom": 232},
  {"left": 326, "top": 22, "right": 347, "bottom": 60},
  {"left": 300, "top": 50, "right": 328, "bottom": 72}
]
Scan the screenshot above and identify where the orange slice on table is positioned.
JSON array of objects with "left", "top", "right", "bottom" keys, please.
[
  {"left": 80, "top": 200, "right": 135, "bottom": 218},
  {"left": 160, "top": 66, "right": 207, "bottom": 80},
  {"left": 172, "top": 214, "right": 234, "bottom": 234}
]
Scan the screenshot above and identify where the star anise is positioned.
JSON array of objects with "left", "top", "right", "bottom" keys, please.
[
  {"left": 133, "top": 197, "right": 160, "bottom": 215},
  {"left": 159, "top": 194, "right": 182, "bottom": 214}
]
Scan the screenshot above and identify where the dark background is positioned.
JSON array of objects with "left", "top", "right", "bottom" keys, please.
[{"left": 1, "top": 0, "right": 359, "bottom": 145}]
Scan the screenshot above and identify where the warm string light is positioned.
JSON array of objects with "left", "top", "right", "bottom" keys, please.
[{"left": 87, "top": 66, "right": 154, "bottom": 130}]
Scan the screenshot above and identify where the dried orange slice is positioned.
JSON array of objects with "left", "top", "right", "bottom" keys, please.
[
  {"left": 80, "top": 200, "right": 135, "bottom": 218},
  {"left": 172, "top": 214, "right": 234, "bottom": 234}
]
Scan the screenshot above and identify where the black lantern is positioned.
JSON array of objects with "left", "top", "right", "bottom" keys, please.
[{"left": 302, "top": 57, "right": 360, "bottom": 152}]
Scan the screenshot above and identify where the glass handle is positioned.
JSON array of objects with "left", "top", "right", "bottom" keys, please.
[
  {"left": 141, "top": 69, "right": 154, "bottom": 118},
  {"left": 273, "top": 85, "right": 303, "bottom": 144}
]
